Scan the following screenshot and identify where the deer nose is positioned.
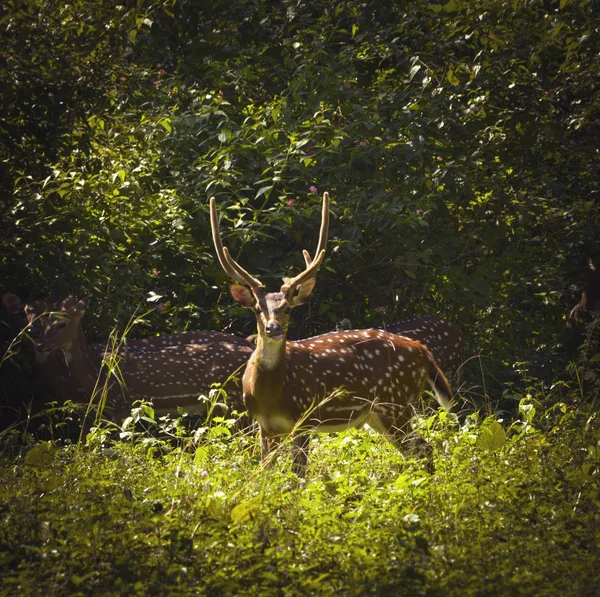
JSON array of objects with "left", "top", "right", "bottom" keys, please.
[{"left": 265, "top": 320, "right": 283, "bottom": 338}]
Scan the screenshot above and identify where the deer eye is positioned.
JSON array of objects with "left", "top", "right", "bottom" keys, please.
[{"left": 58, "top": 321, "right": 68, "bottom": 329}]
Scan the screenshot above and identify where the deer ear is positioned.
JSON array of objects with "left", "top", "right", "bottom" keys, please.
[
  {"left": 61, "top": 295, "right": 88, "bottom": 316},
  {"left": 293, "top": 278, "right": 316, "bottom": 305},
  {"left": 2, "top": 293, "right": 23, "bottom": 314},
  {"left": 61, "top": 295, "right": 77, "bottom": 310},
  {"left": 230, "top": 284, "right": 255, "bottom": 308}
]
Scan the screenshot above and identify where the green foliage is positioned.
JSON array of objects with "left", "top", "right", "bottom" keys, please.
[
  {"left": 2, "top": 2, "right": 600, "bottom": 590},
  {"left": 2, "top": 0, "right": 599, "bottom": 376},
  {"left": 0, "top": 401, "right": 599, "bottom": 595}
]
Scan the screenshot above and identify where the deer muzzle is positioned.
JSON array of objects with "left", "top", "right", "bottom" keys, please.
[
  {"left": 265, "top": 320, "right": 284, "bottom": 340},
  {"left": 35, "top": 341, "right": 51, "bottom": 354}
]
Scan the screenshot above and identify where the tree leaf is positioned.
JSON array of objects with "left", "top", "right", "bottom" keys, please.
[
  {"left": 409, "top": 64, "right": 422, "bottom": 81},
  {"left": 24, "top": 442, "right": 56, "bottom": 468},
  {"left": 255, "top": 185, "right": 273, "bottom": 199}
]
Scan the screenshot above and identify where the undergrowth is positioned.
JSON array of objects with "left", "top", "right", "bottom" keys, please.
[{"left": 0, "top": 395, "right": 599, "bottom": 596}]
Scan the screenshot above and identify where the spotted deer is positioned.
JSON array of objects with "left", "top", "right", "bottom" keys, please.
[
  {"left": 24, "top": 295, "right": 254, "bottom": 421},
  {"left": 22, "top": 296, "right": 81, "bottom": 403},
  {"left": 336, "top": 315, "right": 464, "bottom": 386},
  {"left": 210, "top": 192, "right": 452, "bottom": 473},
  {"left": 3, "top": 294, "right": 72, "bottom": 393},
  {"left": 385, "top": 316, "right": 464, "bottom": 382}
]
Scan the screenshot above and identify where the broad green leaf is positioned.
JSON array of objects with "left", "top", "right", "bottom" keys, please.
[
  {"left": 446, "top": 69, "right": 460, "bottom": 86},
  {"left": 443, "top": 0, "right": 457, "bottom": 12},
  {"left": 231, "top": 496, "right": 262, "bottom": 524},
  {"left": 24, "top": 442, "right": 56, "bottom": 468},
  {"left": 207, "top": 495, "right": 227, "bottom": 521},
  {"left": 476, "top": 420, "right": 506, "bottom": 451},
  {"left": 194, "top": 446, "right": 209, "bottom": 466}
]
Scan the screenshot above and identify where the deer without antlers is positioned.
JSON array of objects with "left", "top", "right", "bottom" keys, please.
[
  {"left": 23, "top": 295, "right": 254, "bottom": 422},
  {"left": 210, "top": 192, "right": 452, "bottom": 473}
]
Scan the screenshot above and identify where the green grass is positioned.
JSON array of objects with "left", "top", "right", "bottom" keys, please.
[{"left": 0, "top": 399, "right": 599, "bottom": 596}]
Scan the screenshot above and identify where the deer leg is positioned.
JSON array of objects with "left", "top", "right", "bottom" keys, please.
[
  {"left": 370, "top": 410, "right": 435, "bottom": 470},
  {"left": 367, "top": 405, "right": 429, "bottom": 454},
  {"left": 259, "top": 427, "right": 281, "bottom": 468},
  {"left": 260, "top": 426, "right": 271, "bottom": 461},
  {"left": 291, "top": 434, "right": 310, "bottom": 476},
  {"left": 368, "top": 412, "right": 409, "bottom": 450}
]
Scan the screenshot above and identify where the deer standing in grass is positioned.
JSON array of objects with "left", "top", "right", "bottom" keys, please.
[
  {"left": 210, "top": 192, "right": 452, "bottom": 473},
  {"left": 23, "top": 295, "right": 254, "bottom": 422}
]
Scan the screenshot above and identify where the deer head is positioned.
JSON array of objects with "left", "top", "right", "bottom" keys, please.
[
  {"left": 29, "top": 295, "right": 89, "bottom": 363},
  {"left": 567, "top": 259, "right": 600, "bottom": 328}
]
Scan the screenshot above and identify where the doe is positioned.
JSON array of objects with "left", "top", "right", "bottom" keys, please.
[
  {"left": 24, "top": 295, "right": 254, "bottom": 422},
  {"left": 337, "top": 315, "right": 464, "bottom": 387}
]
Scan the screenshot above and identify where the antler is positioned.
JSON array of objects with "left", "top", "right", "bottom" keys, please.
[
  {"left": 209, "top": 197, "right": 264, "bottom": 289},
  {"left": 302, "top": 192, "right": 330, "bottom": 268},
  {"left": 283, "top": 192, "right": 330, "bottom": 296},
  {"left": 210, "top": 193, "right": 330, "bottom": 295}
]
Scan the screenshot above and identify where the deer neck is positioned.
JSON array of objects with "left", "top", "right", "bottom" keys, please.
[
  {"left": 61, "top": 323, "right": 93, "bottom": 384},
  {"left": 244, "top": 333, "right": 287, "bottom": 407},
  {"left": 253, "top": 333, "right": 286, "bottom": 371}
]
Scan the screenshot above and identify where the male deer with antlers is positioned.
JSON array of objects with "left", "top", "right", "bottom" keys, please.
[
  {"left": 22, "top": 295, "right": 254, "bottom": 422},
  {"left": 210, "top": 192, "right": 452, "bottom": 473}
]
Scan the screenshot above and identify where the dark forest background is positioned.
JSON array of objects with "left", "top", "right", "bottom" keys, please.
[{"left": 2, "top": 0, "right": 599, "bottom": 394}]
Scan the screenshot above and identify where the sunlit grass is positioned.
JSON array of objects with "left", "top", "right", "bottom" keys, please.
[{"left": 1, "top": 395, "right": 599, "bottom": 596}]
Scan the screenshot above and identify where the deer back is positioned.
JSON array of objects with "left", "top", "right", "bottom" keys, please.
[
  {"left": 384, "top": 315, "right": 464, "bottom": 382},
  {"left": 114, "top": 330, "right": 254, "bottom": 416}
]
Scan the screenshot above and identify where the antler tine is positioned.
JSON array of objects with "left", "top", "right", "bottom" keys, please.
[
  {"left": 314, "top": 191, "right": 330, "bottom": 260},
  {"left": 209, "top": 197, "right": 264, "bottom": 289},
  {"left": 302, "top": 192, "right": 330, "bottom": 267},
  {"left": 282, "top": 249, "right": 327, "bottom": 295},
  {"left": 283, "top": 192, "right": 330, "bottom": 294}
]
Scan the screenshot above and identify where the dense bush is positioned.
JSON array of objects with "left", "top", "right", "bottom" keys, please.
[
  {"left": 2, "top": 0, "right": 599, "bottom": 358},
  {"left": 0, "top": 400, "right": 599, "bottom": 596}
]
